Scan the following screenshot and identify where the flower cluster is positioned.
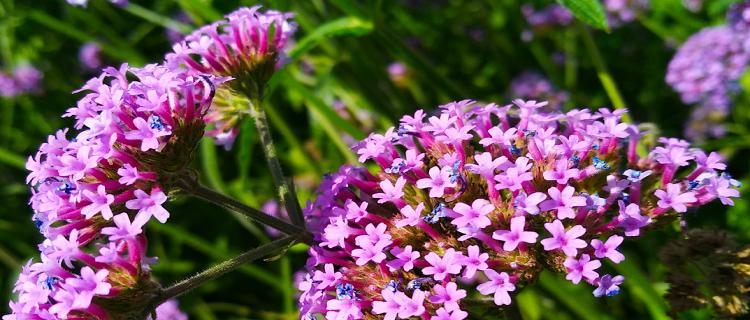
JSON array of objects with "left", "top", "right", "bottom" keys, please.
[
  {"left": 79, "top": 42, "right": 103, "bottom": 71},
  {"left": 166, "top": 6, "right": 296, "bottom": 148},
  {"left": 666, "top": 25, "right": 750, "bottom": 141},
  {"left": 5, "top": 63, "right": 218, "bottom": 319},
  {"left": 508, "top": 72, "right": 568, "bottom": 111},
  {"left": 604, "top": 0, "right": 649, "bottom": 27},
  {"left": 0, "top": 64, "right": 42, "bottom": 98},
  {"left": 298, "top": 99, "right": 739, "bottom": 319}
]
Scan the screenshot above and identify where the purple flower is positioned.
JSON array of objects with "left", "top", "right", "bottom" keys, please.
[
  {"left": 81, "top": 185, "right": 115, "bottom": 220},
  {"left": 451, "top": 199, "right": 493, "bottom": 229},
  {"left": 101, "top": 213, "right": 145, "bottom": 241},
  {"left": 372, "top": 289, "right": 405, "bottom": 320},
  {"left": 312, "top": 264, "right": 342, "bottom": 290},
  {"left": 493, "top": 216, "right": 539, "bottom": 251},
  {"left": 540, "top": 186, "right": 587, "bottom": 219},
  {"left": 655, "top": 183, "right": 697, "bottom": 213},
  {"left": 617, "top": 202, "right": 650, "bottom": 236},
  {"left": 374, "top": 177, "right": 407, "bottom": 204},
  {"left": 591, "top": 235, "right": 625, "bottom": 263},
  {"left": 543, "top": 159, "right": 580, "bottom": 184},
  {"left": 429, "top": 282, "right": 466, "bottom": 311},
  {"left": 423, "top": 249, "right": 463, "bottom": 281},
  {"left": 461, "top": 245, "right": 489, "bottom": 278},
  {"left": 387, "top": 245, "right": 420, "bottom": 272},
  {"left": 564, "top": 254, "right": 601, "bottom": 284},
  {"left": 126, "top": 189, "right": 169, "bottom": 223},
  {"left": 514, "top": 192, "right": 547, "bottom": 215},
  {"left": 541, "top": 220, "right": 587, "bottom": 256},
  {"left": 431, "top": 308, "right": 468, "bottom": 320},
  {"left": 593, "top": 274, "right": 625, "bottom": 297},
  {"left": 417, "top": 166, "right": 455, "bottom": 198},
  {"left": 476, "top": 269, "right": 516, "bottom": 306},
  {"left": 79, "top": 42, "right": 102, "bottom": 71}
]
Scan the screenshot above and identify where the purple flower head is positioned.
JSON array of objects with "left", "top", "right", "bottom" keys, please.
[
  {"left": 299, "top": 99, "right": 738, "bottom": 317},
  {"left": 727, "top": 0, "right": 750, "bottom": 32},
  {"left": 79, "top": 42, "right": 102, "bottom": 71},
  {"left": 508, "top": 71, "right": 568, "bottom": 110},
  {"left": 593, "top": 274, "right": 625, "bottom": 297}
]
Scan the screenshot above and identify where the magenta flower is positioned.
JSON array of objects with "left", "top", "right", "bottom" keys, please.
[
  {"left": 431, "top": 308, "right": 468, "bottom": 320},
  {"left": 126, "top": 189, "right": 169, "bottom": 223},
  {"left": 541, "top": 220, "right": 587, "bottom": 256},
  {"left": 423, "top": 249, "right": 464, "bottom": 281},
  {"left": 461, "top": 245, "right": 489, "bottom": 278},
  {"left": 100, "top": 213, "right": 145, "bottom": 241},
  {"left": 451, "top": 199, "right": 493, "bottom": 229},
  {"left": 374, "top": 177, "right": 407, "bottom": 204},
  {"left": 655, "top": 183, "right": 697, "bottom": 213},
  {"left": 124, "top": 116, "right": 172, "bottom": 152},
  {"left": 417, "top": 166, "right": 455, "bottom": 198},
  {"left": 398, "top": 290, "right": 426, "bottom": 318},
  {"left": 591, "top": 235, "right": 625, "bottom": 263},
  {"left": 493, "top": 216, "right": 539, "bottom": 251},
  {"left": 543, "top": 159, "right": 580, "bottom": 184},
  {"left": 564, "top": 254, "right": 601, "bottom": 284},
  {"left": 396, "top": 203, "right": 425, "bottom": 227},
  {"left": 514, "top": 192, "right": 547, "bottom": 215},
  {"left": 476, "top": 269, "right": 516, "bottom": 306},
  {"left": 429, "top": 282, "right": 467, "bottom": 311},
  {"left": 372, "top": 289, "right": 406, "bottom": 320},
  {"left": 80, "top": 185, "right": 115, "bottom": 220},
  {"left": 312, "top": 264, "right": 342, "bottom": 290},
  {"left": 387, "top": 245, "right": 420, "bottom": 272},
  {"left": 618, "top": 202, "right": 650, "bottom": 236},
  {"left": 540, "top": 186, "right": 587, "bottom": 219}
]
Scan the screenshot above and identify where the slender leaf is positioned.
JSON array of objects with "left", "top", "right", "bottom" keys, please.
[
  {"left": 289, "top": 17, "right": 374, "bottom": 59},
  {"left": 558, "top": 0, "right": 609, "bottom": 31}
]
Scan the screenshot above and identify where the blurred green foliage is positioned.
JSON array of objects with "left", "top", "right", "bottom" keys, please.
[{"left": 0, "top": 0, "right": 749, "bottom": 319}]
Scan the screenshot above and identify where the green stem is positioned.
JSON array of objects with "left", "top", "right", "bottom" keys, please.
[
  {"left": 155, "top": 235, "right": 297, "bottom": 305},
  {"left": 248, "top": 99, "right": 306, "bottom": 228},
  {"left": 177, "top": 178, "right": 308, "bottom": 240},
  {"left": 579, "top": 24, "right": 631, "bottom": 123}
]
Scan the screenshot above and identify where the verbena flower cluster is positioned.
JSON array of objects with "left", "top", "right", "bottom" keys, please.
[
  {"left": 666, "top": 24, "right": 750, "bottom": 141},
  {"left": 166, "top": 5, "right": 296, "bottom": 148},
  {"left": 508, "top": 72, "right": 568, "bottom": 111},
  {"left": 298, "top": 99, "right": 739, "bottom": 319},
  {"left": 5, "top": 62, "right": 218, "bottom": 319},
  {"left": 0, "top": 64, "right": 42, "bottom": 98}
]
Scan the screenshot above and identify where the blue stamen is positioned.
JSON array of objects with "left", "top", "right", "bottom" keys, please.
[
  {"left": 56, "top": 181, "right": 76, "bottom": 195},
  {"left": 606, "top": 289, "right": 620, "bottom": 297},
  {"left": 510, "top": 144, "right": 521, "bottom": 155},
  {"left": 621, "top": 193, "right": 630, "bottom": 203},
  {"left": 424, "top": 203, "right": 446, "bottom": 223},
  {"left": 148, "top": 115, "right": 166, "bottom": 131},
  {"left": 407, "top": 277, "right": 431, "bottom": 290},
  {"left": 687, "top": 180, "right": 700, "bottom": 190},
  {"left": 449, "top": 160, "right": 462, "bottom": 183},
  {"left": 385, "top": 280, "right": 399, "bottom": 292},
  {"left": 592, "top": 156, "right": 610, "bottom": 170},
  {"left": 385, "top": 161, "right": 406, "bottom": 174},
  {"left": 335, "top": 283, "right": 355, "bottom": 300}
]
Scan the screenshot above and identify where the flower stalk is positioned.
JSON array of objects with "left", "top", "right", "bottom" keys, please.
[
  {"left": 248, "top": 98, "right": 307, "bottom": 228},
  {"left": 154, "top": 234, "right": 298, "bottom": 306}
]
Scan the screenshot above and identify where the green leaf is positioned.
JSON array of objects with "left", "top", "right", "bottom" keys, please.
[
  {"left": 557, "top": 0, "right": 609, "bottom": 31},
  {"left": 289, "top": 17, "right": 374, "bottom": 59}
]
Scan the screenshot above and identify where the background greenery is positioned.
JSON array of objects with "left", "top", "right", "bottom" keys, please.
[{"left": 0, "top": 0, "right": 749, "bottom": 319}]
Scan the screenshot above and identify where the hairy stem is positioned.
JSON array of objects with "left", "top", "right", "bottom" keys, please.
[
  {"left": 579, "top": 24, "right": 631, "bottom": 123},
  {"left": 178, "top": 178, "right": 308, "bottom": 240},
  {"left": 154, "top": 235, "right": 298, "bottom": 305},
  {"left": 247, "top": 98, "right": 307, "bottom": 228}
]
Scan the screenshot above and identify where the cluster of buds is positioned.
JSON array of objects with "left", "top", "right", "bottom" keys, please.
[
  {"left": 5, "top": 63, "right": 219, "bottom": 319},
  {"left": 0, "top": 64, "right": 42, "bottom": 98},
  {"left": 298, "top": 99, "right": 739, "bottom": 319},
  {"left": 166, "top": 5, "right": 296, "bottom": 148},
  {"left": 508, "top": 71, "right": 568, "bottom": 111}
]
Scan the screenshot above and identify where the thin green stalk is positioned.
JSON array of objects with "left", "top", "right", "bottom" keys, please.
[
  {"left": 0, "top": 245, "right": 20, "bottom": 269},
  {"left": 248, "top": 99, "right": 306, "bottom": 228},
  {"left": 264, "top": 102, "right": 323, "bottom": 175},
  {"left": 177, "top": 178, "right": 307, "bottom": 239},
  {"left": 0, "top": 146, "right": 25, "bottom": 169},
  {"left": 280, "top": 256, "right": 293, "bottom": 313},
  {"left": 578, "top": 24, "right": 631, "bottom": 123},
  {"left": 122, "top": 3, "right": 193, "bottom": 34},
  {"left": 155, "top": 235, "right": 297, "bottom": 305}
]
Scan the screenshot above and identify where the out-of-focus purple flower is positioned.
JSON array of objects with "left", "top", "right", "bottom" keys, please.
[
  {"left": 388, "top": 62, "right": 411, "bottom": 87},
  {"left": 666, "top": 25, "right": 750, "bottom": 141},
  {"left": 522, "top": 4, "right": 573, "bottom": 28},
  {"left": 728, "top": 0, "right": 750, "bottom": 31},
  {"left": 683, "top": 0, "right": 703, "bottom": 12},
  {"left": 0, "top": 64, "right": 42, "bottom": 98},
  {"left": 165, "top": 12, "right": 194, "bottom": 44},
  {"left": 604, "top": 0, "right": 650, "bottom": 27},
  {"left": 509, "top": 71, "right": 568, "bottom": 111},
  {"left": 12, "top": 65, "right": 42, "bottom": 93},
  {"left": 298, "top": 98, "right": 738, "bottom": 318},
  {"left": 262, "top": 200, "right": 290, "bottom": 237},
  {"left": 79, "top": 42, "right": 102, "bottom": 71}
]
